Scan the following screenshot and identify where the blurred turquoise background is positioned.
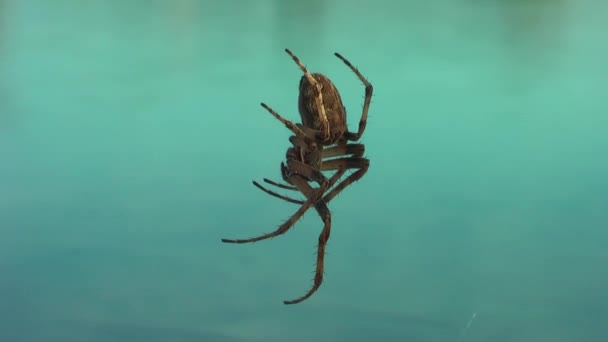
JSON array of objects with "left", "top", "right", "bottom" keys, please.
[{"left": 1, "top": 1, "right": 607, "bottom": 341}]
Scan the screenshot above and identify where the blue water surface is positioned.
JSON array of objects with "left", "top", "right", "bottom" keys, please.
[{"left": 1, "top": 1, "right": 607, "bottom": 341}]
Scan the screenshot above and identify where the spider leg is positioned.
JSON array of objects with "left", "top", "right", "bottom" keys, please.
[
  {"left": 285, "top": 48, "right": 330, "bottom": 141},
  {"left": 271, "top": 164, "right": 348, "bottom": 304},
  {"left": 254, "top": 154, "right": 351, "bottom": 206},
  {"left": 333, "top": 53, "right": 373, "bottom": 141},
  {"left": 278, "top": 163, "right": 351, "bottom": 304},
  {"left": 257, "top": 170, "right": 347, "bottom": 207},
  {"left": 286, "top": 159, "right": 327, "bottom": 185},
  {"left": 260, "top": 103, "right": 316, "bottom": 142},
  {"left": 322, "top": 143, "right": 365, "bottom": 159},
  {"left": 252, "top": 180, "right": 305, "bottom": 205},
  {"left": 262, "top": 178, "right": 297, "bottom": 190},
  {"left": 319, "top": 157, "right": 370, "bottom": 204},
  {"left": 282, "top": 176, "right": 332, "bottom": 305},
  {"left": 316, "top": 143, "right": 367, "bottom": 203},
  {"left": 252, "top": 161, "right": 305, "bottom": 203},
  {"left": 220, "top": 176, "right": 328, "bottom": 244},
  {"left": 295, "top": 124, "right": 321, "bottom": 138},
  {"left": 221, "top": 159, "right": 330, "bottom": 244},
  {"left": 260, "top": 144, "right": 366, "bottom": 206}
]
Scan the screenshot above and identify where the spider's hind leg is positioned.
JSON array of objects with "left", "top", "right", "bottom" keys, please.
[{"left": 281, "top": 175, "right": 332, "bottom": 305}]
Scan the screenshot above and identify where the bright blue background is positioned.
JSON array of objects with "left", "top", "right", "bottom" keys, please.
[{"left": 1, "top": 1, "right": 607, "bottom": 341}]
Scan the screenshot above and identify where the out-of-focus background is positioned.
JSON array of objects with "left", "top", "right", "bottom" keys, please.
[{"left": 1, "top": 1, "right": 607, "bottom": 341}]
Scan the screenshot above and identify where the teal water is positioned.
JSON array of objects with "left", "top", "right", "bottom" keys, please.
[{"left": 1, "top": 1, "right": 607, "bottom": 341}]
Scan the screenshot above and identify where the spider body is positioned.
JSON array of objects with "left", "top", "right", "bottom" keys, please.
[{"left": 222, "top": 49, "right": 373, "bottom": 305}]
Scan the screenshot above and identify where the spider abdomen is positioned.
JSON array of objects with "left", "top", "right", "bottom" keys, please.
[{"left": 298, "top": 73, "right": 347, "bottom": 145}]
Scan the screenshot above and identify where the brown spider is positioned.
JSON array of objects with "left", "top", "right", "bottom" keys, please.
[{"left": 222, "top": 49, "right": 373, "bottom": 304}]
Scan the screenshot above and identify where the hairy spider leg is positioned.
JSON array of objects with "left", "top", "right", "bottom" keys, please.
[
  {"left": 333, "top": 52, "right": 373, "bottom": 141},
  {"left": 220, "top": 177, "right": 328, "bottom": 244},
  {"left": 285, "top": 49, "right": 330, "bottom": 142},
  {"left": 221, "top": 157, "right": 330, "bottom": 244},
  {"left": 281, "top": 174, "right": 332, "bottom": 305},
  {"left": 260, "top": 103, "right": 316, "bottom": 144}
]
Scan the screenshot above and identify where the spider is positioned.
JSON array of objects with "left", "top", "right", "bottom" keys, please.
[{"left": 222, "top": 49, "right": 373, "bottom": 304}]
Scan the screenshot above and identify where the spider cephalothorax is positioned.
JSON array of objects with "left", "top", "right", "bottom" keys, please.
[{"left": 222, "top": 49, "right": 373, "bottom": 304}]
